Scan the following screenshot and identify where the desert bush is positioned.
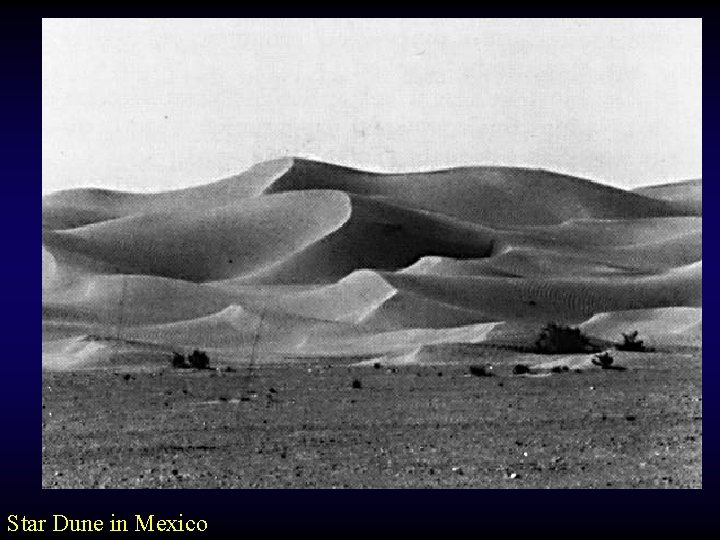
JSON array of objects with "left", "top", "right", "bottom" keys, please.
[
  {"left": 219, "top": 365, "right": 237, "bottom": 373},
  {"left": 593, "top": 351, "right": 614, "bottom": 368},
  {"left": 352, "top": 378, "right": 362, "bottom": 389},
  {"left": 513, "top": 364, "right": 531, "bottom": 375},
  {"left": 534, "top": 322, "right": 599, "bottom": 354},
  {"left": 592, "top": 351, "right": 628, "bottom": 371},
  {"left": 469, "top": 364, "right": 493, "bottom": 377},
  {"left": 188, "top": 349, "right": 210, "bottom": 370},
  {"left": 616, "top": 330, "right": 647, "bottom": 352},
  {"left": 171, "top": 352, "right": 188, "bottom": 369}
]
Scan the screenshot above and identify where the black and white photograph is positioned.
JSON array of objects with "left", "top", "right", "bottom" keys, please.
[{"left": 42, "top": 18, "right": 701, "bottom": 488}]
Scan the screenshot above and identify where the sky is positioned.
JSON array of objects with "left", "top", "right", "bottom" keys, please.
[{"left": 42, "top": 18, "right": 702, "bottom": 195}]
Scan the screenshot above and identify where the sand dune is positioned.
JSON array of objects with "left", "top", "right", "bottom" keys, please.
[
  {"left": 580, "top": 307, "right": 702, "bottom": 346},
  {"left": 42, "top": 335, "right": 174, "bottom": 370},
  {"left": 297, "top": 321, "right": 500, "bottom": 356},
  {"left": 263, "top": 158, "right": 696, "bottom": 226},
  {"left": 525, "top": 216, "right": 701, "bottom": 246},
  {"left": 42, "top": 158, "right": 294, "bottom": 230},
  {"left": 382, "top": 262, "right": 701, "bottom": 324},
  {"left": 42, "top": 157, "right": 701, "bottom": 367},
  {"left": 43, "top": 272, "right": 238, "bottom": 326},
  {"left": 43, "top": 158, "right": 698, "bottom": 231},
  {"left": 211, "top": 270, "right": 398, "bottom": 324},
  {"left": 402, "top": 233, "right": 701, "bottom": 279},
  {"left": 634, "top": 179, "right": 702, "bottom": 214},
  {"left": 360, "top": 286, "right": 497, "bottom": 331},
  {"left": 403, "top": 250, "right": 637, "bottom": 279},
  {"left": 43, "top": 190, "right": 352, "bottom": 281},
  {"left": 119, "top": 305, "right": 310, "bottom": 356},
  {"left": 401, "top": 215, "right": 701, "bottom": 279},
  {"left": 240, "top": 195, "right": 497, "bottom": 284}
]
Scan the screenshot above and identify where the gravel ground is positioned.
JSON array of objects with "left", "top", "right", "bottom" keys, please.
[{"left": 42, "top": 351, "right": 701, "bottom": 488}]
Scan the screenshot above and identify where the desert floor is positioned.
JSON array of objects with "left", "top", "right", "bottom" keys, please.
[{"left": 42, "top": 350, "right": 701, "bottom": 488}]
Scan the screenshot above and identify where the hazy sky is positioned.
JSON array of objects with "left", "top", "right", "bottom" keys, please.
[{"left": 42, "top": 18, "right": 702, "bottom": 195}]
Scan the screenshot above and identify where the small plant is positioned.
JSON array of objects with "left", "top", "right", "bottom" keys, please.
[
  {"left": 535, "top": 322, "right": 599, "bottom": 354},
  {"left": 469, "top": 364, "right": 494, "bottom": 377},
  {"left": 592, "top": 351, "right": 615, "bottom": 368},
  {"left": 352, "top": 378, "right": 362, "bottom": 389},
  {"left": 188, "top": 349, "right": 210, "bottom": 370},
  {"left": 513, "top": 364, "right": 531, "bottom": 375},
  {"left": 219, "top": 365, "right": 237, "bottom": 373},
  {"left": 616, "top": 330, "right": 648, "bottom": 352}
]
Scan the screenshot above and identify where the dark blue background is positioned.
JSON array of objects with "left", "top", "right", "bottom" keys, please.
[{"left": 1, "top": 14, "right": 713, "bottom": 537}]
